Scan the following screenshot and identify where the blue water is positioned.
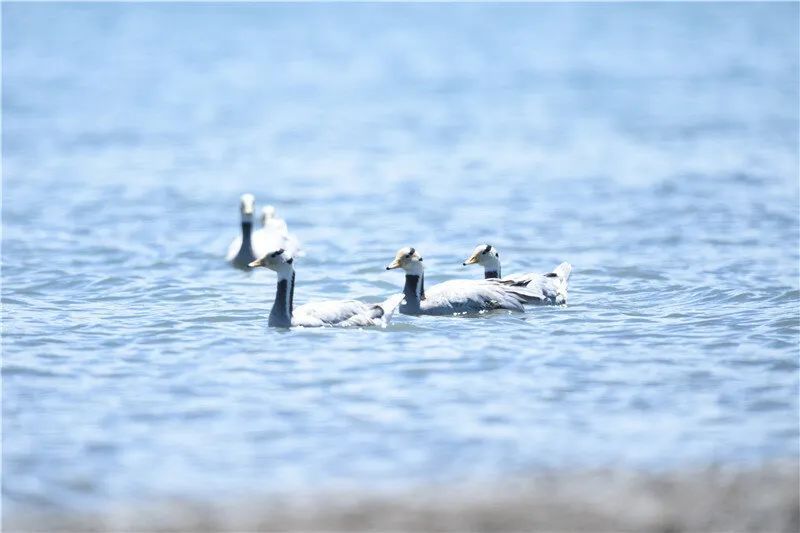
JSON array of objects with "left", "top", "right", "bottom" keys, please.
[{"left": 3, "top": 3, "right": 799, "bottom": 513}]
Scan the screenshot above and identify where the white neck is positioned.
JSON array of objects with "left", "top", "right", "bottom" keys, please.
[
  {"left": 483, "top": 257, "right": 501, "bottom": 278},
  {"left": 275, "top": 264, "right": 294, "bottom": 280},
  {"left": 402, "top": 262, "right": 424, "bottom": 276}
]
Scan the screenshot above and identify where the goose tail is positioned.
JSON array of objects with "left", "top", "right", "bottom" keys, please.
[
  {"left": 546, "top": 262, "right": 572, "bottom": 304},
  {"left": 375, "top": 293, "right": 405, "bottom": 327},
  {"left": 550, "top": 262, "right": 572, "bottom": 282}
]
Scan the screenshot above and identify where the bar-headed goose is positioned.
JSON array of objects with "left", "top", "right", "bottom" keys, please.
[
  {"left": 252, "top": 205, "right": 302, "bottom": 258},
  {"left": 385, "top": 247, "right": 546, "bottom": 315},
  {"left": 257, "top": 205, "right": 289, "bottom": 236},
  {"left": 226, "top": 193, "right": 257, "bottom": 269},
  {"left": 462, "top": 244, "right": 572, "bottom": 304},
  {"left": 249, "top": 250, "right": 404, "bottom": 328}
]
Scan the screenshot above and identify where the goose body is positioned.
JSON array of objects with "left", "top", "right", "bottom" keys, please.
[
  {"left": 249, "top": 250, "right": 403, "bottom": 328},
  {"left": 252, "top": 205, "right": 302, "bottom": 258},
  {"left": 292, "top": 298, "right": 403, "bottom": 328},
  {"left": 463, "top": 244, "right": 572, "bottom": 304},
  {"left": 386, "top": 247, "right": 546, "bottom": 316}
]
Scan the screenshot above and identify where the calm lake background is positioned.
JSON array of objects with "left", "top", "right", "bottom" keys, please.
[{"left": 3, "top": 2, "right": 799, "bottom": 515}]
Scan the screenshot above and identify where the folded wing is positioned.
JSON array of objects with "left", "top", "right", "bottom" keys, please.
[
  {"left": 501, "top": 262, "right": 572, "bottom": 304},
  {"left": 421, "top": 279, "right": 546, "bottom": 315},
  {"left": 292, "top": 293, "right": 404, "bottom": 327}
]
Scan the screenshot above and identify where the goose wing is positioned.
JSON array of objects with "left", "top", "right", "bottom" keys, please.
[
  {"left": 420, "top": 279, "right": 544, "bottom": 315},
  {"left": 503, "top": 262, "right": 572, "bottom": 304},
  {"left": 225, "top": 235, "right": 243, "bottom": 261},
  {"left": 292, "top": 300, "right": 369, "bottom": 326},
  {"left": 292, "top": 294, "right": 403, "bottom": 328},
  {"left": 266, "top": 218, "right": 289, "bottom": 233}
]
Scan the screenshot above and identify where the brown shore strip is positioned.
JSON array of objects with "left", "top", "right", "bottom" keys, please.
[{"left": 6, "top": 461, "right": 798, "bottom": 532}]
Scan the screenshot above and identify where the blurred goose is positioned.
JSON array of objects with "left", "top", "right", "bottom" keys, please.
[
  {"left": 249, "top": 250, "right": 403, "bottom": 328},
  {"left": 385, "top": 247, "right": 546, "bottom": 315},
  {"left": 226, "top": 193, "right": 257, "bottom": 269},
  {"left": 258, "top": 205, "right": 287, "bottom": 235},
  {"left": 252, "top": 205, "right": 302, "bottom": 258},
  {"left": 463, "top": 244, "right": 572, "bottom": 304}
]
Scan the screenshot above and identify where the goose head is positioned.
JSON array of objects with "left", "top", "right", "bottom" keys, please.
[
  {"left": 240, "top": 193, "right": 255, "bottom": 223},
  {"left": 386, "top": 246, "right": 424, "bottom": 275},
  {"left": 261, "top": 205, "right": 276, "bottom": 226},
  {"left": 463, "top": 244, "right": 500, "bottom": 269},
  {"left": 249, "top": 248, "right": 294, "bottom": 272}
]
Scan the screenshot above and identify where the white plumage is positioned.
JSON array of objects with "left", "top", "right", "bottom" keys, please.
[
  {"left": 249, "top": 250, "right": 403, "bottom": 328},
  {"left": 385, "top": 247, "right": 548, "bottom": 315},
  {"left": 226, "top": 197, "right": 301, "bottom": 269},
  {"left": 292, "top": 295, "right": 404, "bottom": 328},
  {"left": 252, "top": 205, "right": 302, "bottom": 258},
  {"left": 409, "top": 279, "right": 548, "bottom": 314},
  {"left": 463, "top": 244, "right": 572, "bottom": 305}
]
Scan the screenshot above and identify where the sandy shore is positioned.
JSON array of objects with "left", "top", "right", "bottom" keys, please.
[{"left": 6, "top": 462, "right": 798, "bottom": 532}]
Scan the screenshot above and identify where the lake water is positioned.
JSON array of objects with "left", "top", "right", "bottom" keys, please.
[{"left": 3, "top": 2, "right": 798, "bottom": 513}]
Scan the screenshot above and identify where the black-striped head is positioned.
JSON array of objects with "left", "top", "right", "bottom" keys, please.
[
  {"left": 248, "top": 248, "right": 294, "bottom": 270},
  {"left": 386, "top": 246, "right": 424, "bottom": 274},
  {"left": 463, "top": 244, "right": 500, "bottom": 268}
]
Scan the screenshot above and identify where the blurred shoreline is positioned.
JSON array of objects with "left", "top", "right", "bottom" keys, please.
[{"left": 7, "top": 461, "right": 798, "bottom": 532}]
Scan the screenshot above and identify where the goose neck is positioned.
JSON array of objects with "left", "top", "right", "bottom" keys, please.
[
  {"left": 269, "top": 267, "right": 295, "bottom": 328},
  {"left": 401, "top": 273, "right": 425, "bottom": 314},
  {"left": 241, "top": 220, "right": 253, "bottom": 240},
  {"left": 238, "top": 220, "right": 255, "bottom": 261}
]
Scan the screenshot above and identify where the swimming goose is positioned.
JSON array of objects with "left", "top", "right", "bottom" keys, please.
[
  {"left": 252, "top": 205, "right": 302, "bottom": 258},
  {"left": 226, "top": 193, "right": 257, "bottom": 269},
  {"left": 462, "top": 244, "right": 572, "bottom": 304},
  {"left": 249, "top": 250, "right": 404, "bottom": 328},
  {"left": 258, "top": 205, "right": 288, "bottom": 235},
  {"left": 385, "top": 247, "right": 546, "bottom": 315}
]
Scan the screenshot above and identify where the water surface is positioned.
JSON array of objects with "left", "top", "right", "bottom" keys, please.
[{"left": 3, "top": 2, "right": 799, "bottom": 512}]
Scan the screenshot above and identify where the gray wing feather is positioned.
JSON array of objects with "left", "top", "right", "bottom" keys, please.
[
  {"left": 292, "top": 300, "right": 374, "bottom": 327},
  {"left": 419, "top": 280, "right": 544, "bottom": 315},
  {"left": 292, "top": 296, "right": 403, "bottom": 327},
  {"left": 502, "top": 262, "right": 572, "bottom": 304}
]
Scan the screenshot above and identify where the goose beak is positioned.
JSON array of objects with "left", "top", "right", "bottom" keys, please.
[
  {"left": 386, "top": 259, "right": 402, "bottom": 270},
  {"left": 463, "top": 254, "right": 480, "bottom": 266},
  {"left": 248, "top": 258, "right": 264, "bottom": 268}
]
